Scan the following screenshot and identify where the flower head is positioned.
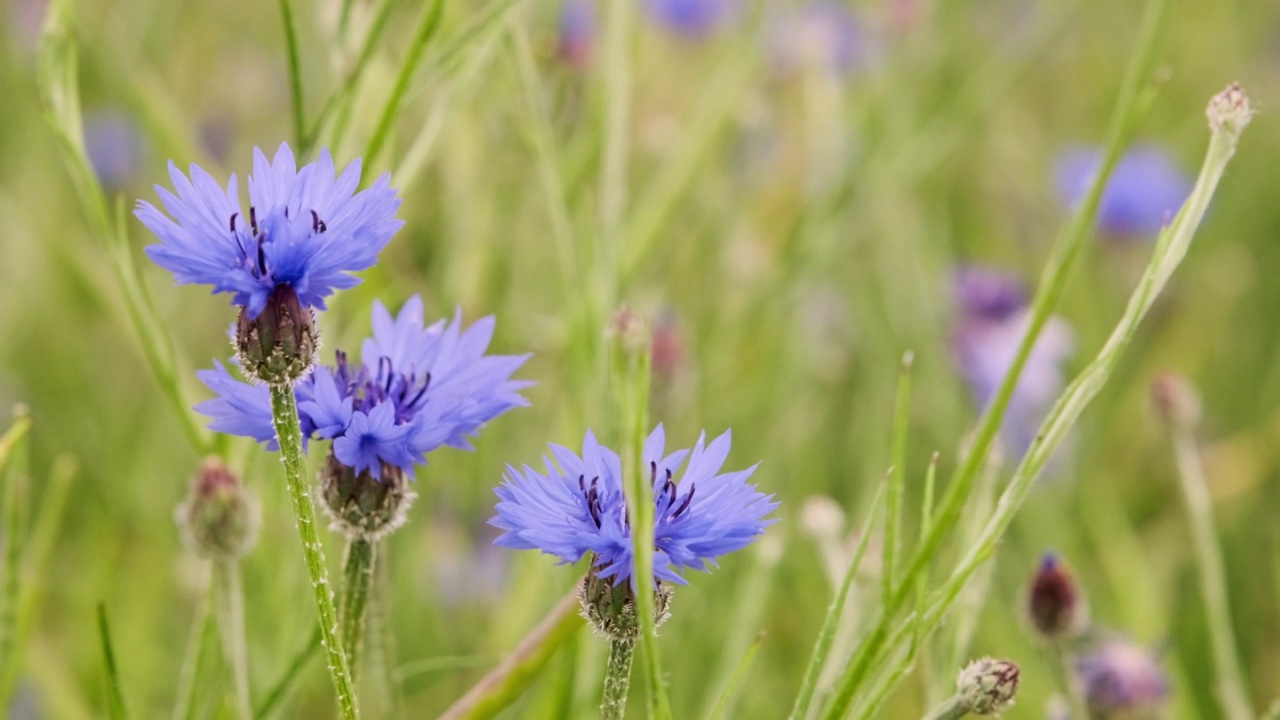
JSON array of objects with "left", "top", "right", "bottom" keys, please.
[
  {"left": 85, "top": 108, "right": 145, "bottom": 189},
  {"left": 645, "top": 0, "right": 736, "bottom": 38},
  {"left": 1054, "top": 143, "right": 1191, "bottom": 240},
  {"left": 950, "top": 266, "right": 1074, "bottom": 456},
  {"left": 557, "top": 0, "right": 596, "bottom": 69},
  {"left": 1027, "top": 552, "right": 1088, "bottom": 639},
  {"left": 769, "top": 3, "right": 874, "bottom": 78},
  {"left": 176, "top": 457, "right": 259, "bottom": 560},
  {"left": 136, "top": 142, "right": 404, "bottom": 319},
  {"left": 490, "top": 425, "right": 778, "bottom": 588},
  {"left": 1074, "top": 638, "right": 1170, "bottom": 718},
  {"left": 196, "top": 295, "right": 530, "bottom": 479},
  {"left": 955, "top": 657, "right": 1021, "bottom": 715}
]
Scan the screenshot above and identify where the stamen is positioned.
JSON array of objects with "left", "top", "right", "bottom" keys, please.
[
  {"left": 672, "top": 484, "right": 696, "bottom": 518},
  {"left": 229, "top": 212, "right": 238, "bottom": 233},
  {"left": 249, "top": 207, "right": 259, "bottom": 235},
  {"left": 311, "top": 210, "right": 327, "bottom": 233}
]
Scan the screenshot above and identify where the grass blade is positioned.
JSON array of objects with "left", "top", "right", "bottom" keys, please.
[
  {"left": 97, "top": 604, "right": 130, "bottom": 720},
  {"left": 706, "top": 633, "right": 764, "bottom": 720},
  {"left": 254, "top": 627, "right": 321, "bottom": 720}
]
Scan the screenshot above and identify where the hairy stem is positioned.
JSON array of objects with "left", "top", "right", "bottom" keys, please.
[
  {"left": 339, "top": 538, "right": 376, "bottom": 684},
  {"left": 601, "top": 638, "right": 635, "bottom": 720},
  {"left": 268, "top": 384, "right": 358, "bottom": 719}
]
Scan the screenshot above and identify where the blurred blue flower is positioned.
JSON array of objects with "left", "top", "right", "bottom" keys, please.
[
  {"left": 645, "top": 0, "right": 736, "bottom": 38},
  {"left": 491, "top": 425, "right": 778, "bottom": 587},
  {"left": 196, "top": 295, "right": 531, "bottom": 478},
  {"left": 1074, "top": 638, "right": 1170, "bottom": 717},
  {"left": 136, "top": 142, "right": 404, "bottom": 319},
  {"left": 84, "top": 109, "right": 145, "bottom": 189},
  {"left": 769, "top": 3, "right": 873, "bottom": 77},
  {"left": 1054, "top": 143, "right": 1192, "bottom": 239},
  {"left": 950, "top": 266, "right": 1074, "bottom": 456},
  {"left": 557, "top": 0, "right": 595, "bottom": 68}
]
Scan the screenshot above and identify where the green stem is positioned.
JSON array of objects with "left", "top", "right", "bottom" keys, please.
[
  {"left": 277, "top": 0, "right": 306, "bottom": 148},
  {"left": 339, "top": 538, "right": 376, "bottom": 684},
  {"left": 362, "top": 0, "right": 445, "bottom": 168},
  {"left": 171, "top": 599, "right": 213, "bottom": 720},
  {"left": 921, "top": 697, "right": 968, "bottom": 720},
  {"left": 268, "top": 385, "right": 358, "bottom": 719},
  {"left": 213, "top": 560, "right": 253, "bottom": 720},
  {"left": 1048, "top": 644, "right": 1088, "bottom": 720},
  {"left": 1171, "top": 426, "right": 1253, "bottom": 720},
  {"left": 600, "top": 638, "right": 635, "bottom": 720}
]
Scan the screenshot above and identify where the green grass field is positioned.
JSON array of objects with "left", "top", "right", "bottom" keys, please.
[{"left": 1, "top": 0, "right": 1278, "bottom": 717}]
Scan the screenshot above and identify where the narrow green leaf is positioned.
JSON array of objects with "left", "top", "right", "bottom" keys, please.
[
  {"left": 97, "top": 604, "right": 130, "bottom": 720},
  {"left": 706, "top": 633, "right": 764, "bottom": 720}
]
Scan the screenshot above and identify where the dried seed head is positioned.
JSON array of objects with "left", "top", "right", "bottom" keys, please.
[
  {"left": 1206, "top": 82, "right": 1253, "bottom": 138},
  {"left": 956, "top": 657, "right": 1021, "bottom": 715}
]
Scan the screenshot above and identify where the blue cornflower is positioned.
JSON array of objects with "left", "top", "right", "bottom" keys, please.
[
  {"left": 769, "top": 3, "right": 875, "bottom": 78},
  {"left": 85, "top": 108, "right": 145, "bottom": 189},
  {"left": 1054, "top": 143, "right": 1192, "bottom": 239},
  {"left": 557, "top": 0, "right": 595, "bottom": 69},
  {"left": 949, "top": 266, "right": 1074, "bottom": 457},
  {"left": 491, "top": 425, "right": 778, "bottom": 587},
  {"left": 1074, "top": 638, "right": 1170, "bottom": 717},
  {"left": 136, "top": 142, "right": 404, "bottom": 319},
  {"left": 196, "top": 295, "right": 531, "bottom": 480},
  {"left": 645, "top": 0, "right": 736, "bottom": 38}
]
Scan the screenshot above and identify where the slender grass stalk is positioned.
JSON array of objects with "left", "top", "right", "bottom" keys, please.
[
  {"left": 883, "top": 352, "right": 914, "bottom": 606},
  {"left": 817, "top": 0, "right": 1172, "bottom": 712},
  {"left": 438, "top": 589, "right": 584, "bottom": 720},
  {"left": 254, "top": 628, "right": 321, "bottom": 720},
  {"left": 213, "top": 560, "right": 253, "bottom": 720},
  {"left": 0, "top": 455, "right": 76, "bottom": 706},
  {"left": 277, "top": 0, "right": 306, "bottom": 148},
  {"left": 36, "top": 1, "right": 209, "bottom": 455},
  {"left": 267, "top": 385, "right": 358, "bottom": 719},
  {"left": 97, "top": 604, "right": 130, "bottom": 720},
  {"left": 786, "top": 481, "right": 887, "bottom": 720},
  {"left": 309, "top": 0, "right": 397, "bottom": 154},
  {"left": 1170, "top": 422, "right": 1253, "bottom": 720},
  {"left": 706, "top": 633, "right": 764, "bottom": 720},
  {"left": 697, "top": 544, "right": 780, "bottom": 719},
  {"left": 601, "top": 639, "right": 636, "bottom": 720},
  {"left": 171, "top": 599, "right": 213, "bottom": 720},
  {"left": 0, "top": 409, "right": 31, "bottom": 690},
  {"left": 1048, "top": 644, "right": 1088, "bottom": 720},
  {"left": 339, "top": 538, "right": 376, "bottom": 683},
  {"left": 362, "top": 0, "right": 446, "bottom": 168}
]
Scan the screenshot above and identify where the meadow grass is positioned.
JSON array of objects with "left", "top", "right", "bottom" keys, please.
[{"left": 0, "top": 0, "right": 1276, "bottom": 717}]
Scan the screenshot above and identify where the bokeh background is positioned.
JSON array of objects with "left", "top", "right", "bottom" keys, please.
[{"left": 1, "top": 0, "right": 1279, "bottom": 717}]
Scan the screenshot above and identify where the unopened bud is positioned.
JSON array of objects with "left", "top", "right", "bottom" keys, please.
[
  {"left": 1028, "top": 553, "right": 1088, "bottom": 640},
  {"left": 1151, "top": 372, "right": 1201, "bottom": 430},
  {"left": 955, "top": 657, "right": 1020, "bottom": 716},
  {"left": 235, "top": 286, "right": 318, "bottom": 385},
  {"left": 176, "top": 457, "right": 259, "bottom": 559},
  {"left": 578, "top": 564, "right": 672, "bottom": 641},
  {"left": 320, "top": 450, "right": 416, "bottom": 541},
  {"left": 609, "top": 307, "right": 650, "bottom": 358},
  {"left": 1206, "top": 82, "right": 1253, "bottom": 138}
]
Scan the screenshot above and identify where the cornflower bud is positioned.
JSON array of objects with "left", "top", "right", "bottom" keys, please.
[
  {"left": 1028, "top": 553, "right": 1089, "bottom": 640},
  {"left": 1150, "top": 372, "right": 1201, "bottom": 431},
  {"left": 176, "top": 457, "right": 259, "bottom": 560},
  {"left": 955, "top": 657, "right": 1021, "bottom": 716}
]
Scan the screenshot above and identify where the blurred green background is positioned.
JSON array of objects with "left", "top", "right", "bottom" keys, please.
[{"left": 1, "top": 0, "right": 1279, "bottom": 717}]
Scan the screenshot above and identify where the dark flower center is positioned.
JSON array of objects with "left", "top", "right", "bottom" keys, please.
[
  {"left": 227, "top": 206, "right": 328, "bottom": 277},
  {"left": 332, "top": 350, "right": 432, "bottom": 423}
]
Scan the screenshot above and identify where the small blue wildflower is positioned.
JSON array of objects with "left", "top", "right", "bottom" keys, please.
[
  {"left": 644, "top": 0, "right": 736, "bottom": 38},
  {"left": 136, "top": 142, "right": 404, "bottom": 319},
  {"left": 196, "top": 295, "right": 531, "bottom": 479},
  {"left": 84, "top": 109, "right": 145, "bottom": 189},
  {"left": 1074, "top": 638, "right": 1170, "bottom": 717},
  {"left": 1054, "top": 143, "right": 1192, "bottom": 239},
  {"left": 950, "top": 266, "right": 1074, "bottom": 456},
  {"left": 769, "top": 3, "right": 874, "bottom": 78},
  {"left": 490, "top": 425, "right": 778, "bottom": 587},
  {"left": 557, "top": 0, "right": 595, "bottom": 68}
]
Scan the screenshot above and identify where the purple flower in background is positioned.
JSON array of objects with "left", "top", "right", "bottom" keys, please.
[
  {"left": 136, "top": 142, "right": 404, "bottom": 319},
  {"left": 1055, "top": 143, "right": 1192, "bottom": 239},
  {"left": 769, "top": 3, "right": 873, "bottom": 77},
  {"left": 1074, "top": 639, "right": 1170, "bottom": 717},
  {"left": 84, "top": 109, "right": 145, "bottom": 189},
  {"left": 491, "top": 425, "right": 777, "bottom": 587},
  {"left": 196, "top": 295, "right": 531, "bottom": 478},
  {"left": 557, "top": 0, "right": 595, "bottom": 68},
  {"left": 645, "top": 0, "right": 736, "bottom": 38},
  {"left": 950, "top": 266, "right": 1074, "bottom": 456}
]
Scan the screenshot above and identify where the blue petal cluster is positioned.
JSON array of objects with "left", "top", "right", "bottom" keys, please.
[
  {"left": 1054, "top": 143, "right": 1192, "bottom": 239},
  {"left": 949, "top": 266, "right": 1074, "bottom": 456},
  {"left": 491, "top": 425, "right": 778, "bottom": 587},
  {"left": 136, "top": 143, "right": 404, "bottom": 318},
  {"left": 1074, "top": 638, "right": 1170, "bottom": 714},
  {"left": 196, "top": 296, "right": 531, "bottom": 478},
  {"left": 645, "top": 0, "right": 736, "bottom": 38}
]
